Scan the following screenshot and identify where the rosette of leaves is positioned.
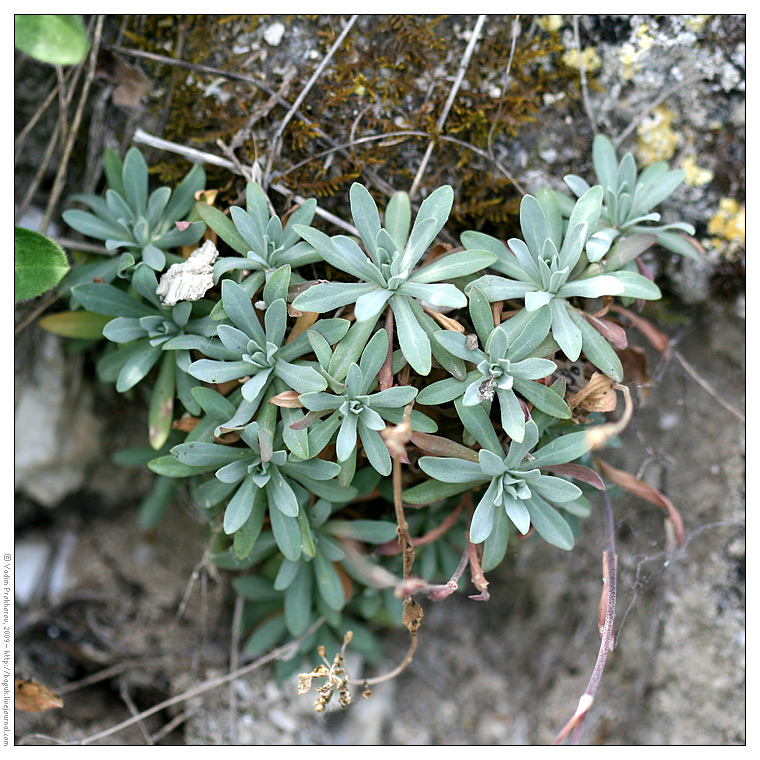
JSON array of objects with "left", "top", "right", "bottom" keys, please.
[
  {"left": 417, "top": 285, "right": 570, "bottom": 443},
  {"left": 464, "top": 186, "right": 662, "bottom": 382},
  {"left": 298, "top": 328, "right": 425, "bottom": 478},
  {"left": 62, "top": 147, "right": 206, "bottom": 279},
  {"left": 181, "top": 265, "right": 349, "bottom": 439},
  {"left": 195, "top": 181, "right": 321, "bottom": 306},
  {"left": 71, "top": 263, "right": 217, "bottom": 448},
  {"left": 291, "top": 183, "right": 497, "bottom": 376},
  {"left": 169, "top": 419, "right": 354, "bottom": 562},
  {"left": 558, "top": 134, "right": 701, "bottom": 262},
  {"left": 409, "top": 420, "right": 593, "bottom": 551}
]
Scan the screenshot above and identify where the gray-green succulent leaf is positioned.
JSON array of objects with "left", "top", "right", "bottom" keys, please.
[
  {"left": 416, "top": 420, "right": 591, "bottom": 549},
  {"left": 291, "top": 183, "right": 496, "bottom": 375},
  {"left": 63, "top": 148, "right": 206, "bottom": 273}
]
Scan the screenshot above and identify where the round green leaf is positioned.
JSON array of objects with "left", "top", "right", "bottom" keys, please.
[
  {"left": 14, "top": 227, "right": 70, "bottom": 301},
  {"left": 15, "top": 15, "right": 90, "bottom": 65}
]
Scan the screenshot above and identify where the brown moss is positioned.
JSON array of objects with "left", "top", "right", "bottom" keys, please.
[{"left": 119, "top": 15, "right": 595, "bottom": 235}]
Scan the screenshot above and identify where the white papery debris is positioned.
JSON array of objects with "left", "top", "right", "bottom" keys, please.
[
  {"left": 264, "top": 21, "right": 286, "bottom": 47},
  {"left": 156, "top": 239, "right": 218, "bottom": 306}
]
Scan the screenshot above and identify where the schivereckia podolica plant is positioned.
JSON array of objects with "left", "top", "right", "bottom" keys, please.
[{"left": 47, "top": 136, "right": 697, "bottom": 708}]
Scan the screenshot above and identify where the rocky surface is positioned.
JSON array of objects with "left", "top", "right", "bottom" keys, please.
[{"left": 14, "top": 14, "right": 744, "bottom": 746}]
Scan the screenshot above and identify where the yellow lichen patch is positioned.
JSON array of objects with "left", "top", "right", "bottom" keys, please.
[
  {"left": 635, "top": 24, "right": 655, "bottom": 52},
  {"left": 562, "top": 45, "right": 602, "bottom": 73},
  {"left": 620, "top": 24, "right": 655, "bottom": 79},
  {"left": 619, "top": 43, "right": 640, "bottom": 80},
  {"left": 681, "top": 156, "right": 714, "bottom": 187},
  {"left": 537, "top": 15, "right": 563, "bottom": 32},
  {"left": 685, "top": 15, "right": 711, "bottom": 32},
  {"left": 707, "top": 198, "right": 745, "bottom": 257},
  {"left": 636, "top": 107, "right": 680, "bottom": 164}
]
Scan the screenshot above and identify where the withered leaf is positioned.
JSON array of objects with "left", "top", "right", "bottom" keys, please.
[
  {"left": 567, "top": 372, "right": 618, "bottom": 413},
  {"left": 583, "top": 313, "right": 628, "bottom": 349},
  {"left": 268, "top": 390, "right": 304, "bottom": 408},
  {"left": 546, "top": 463, "right": 606, "bottom": 490},
  {"left": 611, "top": 304, "right": 671, "bottom": 359},
  {"left": 619, "top": 345, "right": 653, "bottom": 396},
  {"left": 423, "top": 306, "right": 466, "bottom": 333},
  {"left": 97, "top": 52, "right": 151, "bottom": 110},
  {"left": 410, "top": 431, "right": 479, "bottom": 462},
  {"left": 15, "top": 679, "right": 63, "bottom": 712},
  {"left": 286, "top": 310, "right": 319, "bottom": 341}
]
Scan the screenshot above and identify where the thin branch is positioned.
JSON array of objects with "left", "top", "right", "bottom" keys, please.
[
  {"left": 487, "top": 15, "right": 519, "bottom": 158},
  {"left": 674, "top": 349, "right": 745, "bottom": 422},
  {"left": 118, "top": 677, "right": 155, "bottom": 745},
  {"left": 14, "top": 289, "right": 61, "bottom": 337},
  {"left": 130, "top": 128, "right": 360, "bottom": 236},
  {"left": 133, "top": 127, "right": 237, "bottom": 169},
  {"left": 15, "top": 121, "right": 62, "bottom": 224},
  {"left": 55, "top": 657, "right": 168, "bottom": 697},
  {"left": 269, "top": 182, "right": 359, "bottom": 236},
  {"left": 273, "top": 128, "right": 526, "bottom": 197},
  {"left": 437, "top": 134, "right": 526, "bottom": 195},
  {"left": 40, "top": 15, "right": 104, "bottom": 233},
  {"left": 378, "top": 307, "right": 395, "bottom": 391},
  {"left": 230, "top": 65, "right": 298, "bottom": 151},
  {"left": 16, "top": 63, "right": 86, "bottom": 222},
  {"left": 263, "top": 14, "right": 359, "bottom": 188},
  {"left": 270, "top": 130, "right": 426, "bottom": 182},
  {"left": 613, "top": 74, "right": 704, "bottom": 148},
  {"left": 573, "top": 15, "right": 597, "bottom": 133},
  {"left": 76, "top": 619, "right": 323, "bottom": 746},
  {"left": 105, "top": 44, "right": 272, "bottom": 86},
  {"left": 409, "top": 14, "right": 488, "bottom": 200},
  {"left": 554, "top": 485, "right": 617, "bottom": 745},
  {"left": 55, "top": 65, "right": 68, "bottom": 156},
  {"left": 148, "top": 707, "right": 197, "bottom": 744},
  {"left": 14, "top": 71, "right": 64, "bottom": 157},
  {"left": 228, "top": 594, "right": 244, "bottom": 745}
]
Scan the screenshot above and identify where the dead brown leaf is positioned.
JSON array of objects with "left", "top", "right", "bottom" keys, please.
[
  {"left": 286, "top": 309, "right": 319, "bottom": 342},
  {"left": 422, "top": 305, "right": 465, "bottom": 333},
  {"left": 567, "top": 372, "right": 618, "bottom": 413},
  {"left": 610, "top": 304, "right": 671, "bottom": 359},
  {"left": 15, "top": 679, "right": 63, "bottom": 712},
  {"left": 97, "top": 51, "right": 151, "bottom": 110},
  {"left": 583, "top": 313, "right": 628, "bottom": 349},
  {"left": 618, "top": 345, "right": 653, "bottom": 396},
  {"left": 268, "top": 390, "right": 304, "bottom": 408},
  {"left": 173, "top": 416, "right": 199, "bottom": 433}
]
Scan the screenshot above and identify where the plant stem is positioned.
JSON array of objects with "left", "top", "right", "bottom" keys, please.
[{"left": 553, "top": 485, "right": 617, "bottom": 745}]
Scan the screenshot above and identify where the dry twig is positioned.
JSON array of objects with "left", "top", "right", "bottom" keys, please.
[
  {"left": 409, "top": 14, "right": 488, "bottom": 200},
  {"left": 73, "top": 619, "right": 323, "bottom": 745},
  {"left": 674, "top": 349, "right": 745, "bottom": 422},
  {"left": 40, "top": 15, "right": 104, "bottom": 233},
  {"left": 554, "top": 486, "right": 618, "bottom": 745},
  {"left": 263, "top": 15, "right": 359, "bottom": 188},
  {"left": 572, "top": 15, "right": 597, "bottom": 133}
]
